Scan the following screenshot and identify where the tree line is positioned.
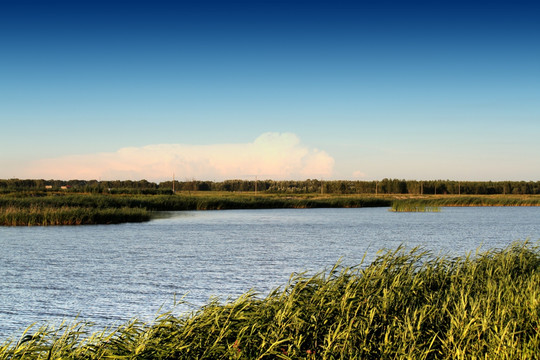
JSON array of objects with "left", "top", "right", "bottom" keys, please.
[{"left": 2, "top": 178, "right": 540, "bottom": 195}]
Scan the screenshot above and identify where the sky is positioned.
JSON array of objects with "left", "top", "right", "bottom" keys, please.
[{"left": 1, "top": 0, "right": 539, "bottom": 182}]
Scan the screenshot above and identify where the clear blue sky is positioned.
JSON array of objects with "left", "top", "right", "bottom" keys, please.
[{"left": 1, "top": 0, "right": 539, "bottom": 181}]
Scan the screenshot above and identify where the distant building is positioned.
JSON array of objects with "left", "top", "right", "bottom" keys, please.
[
  {"left": 45, "top": 185, "right": 53, "bottom": 189},
  {"left": 60, "top": 185, "right": 72, "bottom": 190}
]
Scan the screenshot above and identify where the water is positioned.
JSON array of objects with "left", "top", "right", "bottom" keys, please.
[{"left": 1, "top": 207, "right": 539, "bottom": 340}]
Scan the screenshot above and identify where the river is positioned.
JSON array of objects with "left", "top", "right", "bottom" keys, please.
[{"left": 1, "top": 207, "right": 539, "bottom": 340}]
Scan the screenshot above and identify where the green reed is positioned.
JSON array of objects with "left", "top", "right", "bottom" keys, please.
[
  {"left": 0, "top": 194, "right": 390, "bottom": 214},
  {"left": 1, "top": 241, "right": 539, "bottom": 359},
  {"left": 398, "top": 196, "right": 540, "bottom": 208},
  {"left": 391, "top": 201, "right": 441, "bottom": 212},
  {"left": 390, "top": 195, "right": 540, "bottom": 212},
  {"left": 0, "top": 194, "right": 390, "bottom": 226},
  {"left": 0, "top": 206, "right": 150, "bottom": 226},
  {"left": 2, "top": 193, "right": 539, "bottom": 226}
]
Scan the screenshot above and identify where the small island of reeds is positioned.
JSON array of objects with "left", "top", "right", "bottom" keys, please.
[
  {"left": 390, "top": 200, "right": 441, "bottom": 212},
  {"left": 2, "top": 241, "right": 539, "bottom": 359}
]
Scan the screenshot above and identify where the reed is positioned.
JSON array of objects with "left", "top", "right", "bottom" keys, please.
[
  {"left": 0, "top": 194, "right": 391, "bottom": 213},
  {"left": 390, "top": 201, "right": 440, "bottom": 212},
  {"left": 2, "top": 193, "right": 540, "bottom": 226},
  {"left": 1, "top": 241, "right": 538, "bottom": 359},
  {"left": 399, "top": 196, "right": 540, "bottom": 208},
  {"left": 2, "top": 193, "right": 540, "bottom": 212},
  {"left": 0, "top": 206, "right": 150, "bottom": 226}
]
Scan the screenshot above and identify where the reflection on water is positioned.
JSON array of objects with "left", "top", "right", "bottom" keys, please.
[{"left": 1, "top": 207, "right": 539, "bottom": 339}]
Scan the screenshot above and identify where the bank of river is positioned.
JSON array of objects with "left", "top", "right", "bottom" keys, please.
[{"left": 2, "top": 193, "right": 540, "bottom": 225}]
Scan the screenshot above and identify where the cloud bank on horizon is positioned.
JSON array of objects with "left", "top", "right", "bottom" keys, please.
[{"left": 25, "top": 133, "right": 334, "bottom": 181}]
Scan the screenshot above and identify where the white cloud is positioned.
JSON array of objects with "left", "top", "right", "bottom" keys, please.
[
  {"left": 352, "top": 170, "right": 366, "bottom": 178},
  {"left": 25, "top": 133, "right": 335, "bottom": 181}
]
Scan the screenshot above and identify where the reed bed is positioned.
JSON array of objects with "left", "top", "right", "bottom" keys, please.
[
  {"left": 395, "top": 196, "right": 540, "bottom": 208},
  {"left": 0, "top": 194, "right": 390, "bottom": 212},
  {"left": 2, "top": 193, "right": 540, "bottom": 226},
  {"left": 390, "top": 201, "right": 440, "bottom": 212},
  {"left": 389, "top": 196, "right": 540, "bottom": 212},
  {"left": 1, "top": 241, "right": 539, "bottom": 359},
  {"left": 0, "top": 206, "right": 150, "bottom": 226},
  {"left": 0, "top": 194, "right": 389, "bottom": 225}
]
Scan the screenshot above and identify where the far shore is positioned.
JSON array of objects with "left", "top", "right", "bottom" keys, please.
[{"left": 2, "top": 192, "right": 540, "bottom": 226}]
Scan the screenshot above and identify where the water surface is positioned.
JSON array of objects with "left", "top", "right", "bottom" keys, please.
[{"left": 1, "top": 207, "right": 539, "bottom": 340}]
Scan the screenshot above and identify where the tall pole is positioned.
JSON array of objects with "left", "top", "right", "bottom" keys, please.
[{"left": 172, "top": 173, "right": 175, "bottom": 193}]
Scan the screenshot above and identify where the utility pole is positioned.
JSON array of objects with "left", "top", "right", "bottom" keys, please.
[
  {"left": 172, "top": 173, "right": 175, "bottom": 193},
  {"left": 244, "top": 174, "right": 260, "bottom": 194}
]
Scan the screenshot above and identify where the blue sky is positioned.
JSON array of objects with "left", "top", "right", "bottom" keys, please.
[{"left": 1, "top": 0, "right": 539, "bottom": 181}]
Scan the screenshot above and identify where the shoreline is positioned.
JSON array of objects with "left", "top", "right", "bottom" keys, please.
[{"left": 2, "top": 193, "right": 540, "bottom": 225}]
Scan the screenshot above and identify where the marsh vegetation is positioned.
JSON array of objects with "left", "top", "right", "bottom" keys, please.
[
  {"left": 390, "top": 201, "right": 441, "bottom": 212},
  {"left": 0, "top": 193, "right": 391, "bottom": 226},
  {"left": 0, "top": 206, "right": 150, "bottom": 226},
  {"left": 1, "top": 242, "right": 538, "bottom": 359},
  {"left": 2, "top": 191, "right": 540, "bottom": 225}
]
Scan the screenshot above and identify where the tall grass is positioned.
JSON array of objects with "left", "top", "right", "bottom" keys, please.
[
  {"left": 0, "top": 194, "right": 391, "bottom": 212},
  {"left": 2, "top": 193, "right": 540, "bottom": 226},
  {"left": 3, "top": 194, "right": 539, "bottom": 213},
  {"left": 0, "top": 194, "right": 390, "bottom": 225},
  {"left": 0, "top": 206, "right": 150, "bottom": 226},
  {"left": 394, "top": 196, "right": 540, "bottom": 208},
  {"left": 390, "top": 201, "right": 440, "bottom": 212},
  {"left": 1, "top": 241, "right": 539, "bottom": 359},
  {"left": 389, "top": 195, "right": 540, "bottom": 212}
]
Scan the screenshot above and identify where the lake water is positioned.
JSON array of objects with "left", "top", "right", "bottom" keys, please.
[{"left": 1, "top": 207, "right": 539, "bottom": 340}]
